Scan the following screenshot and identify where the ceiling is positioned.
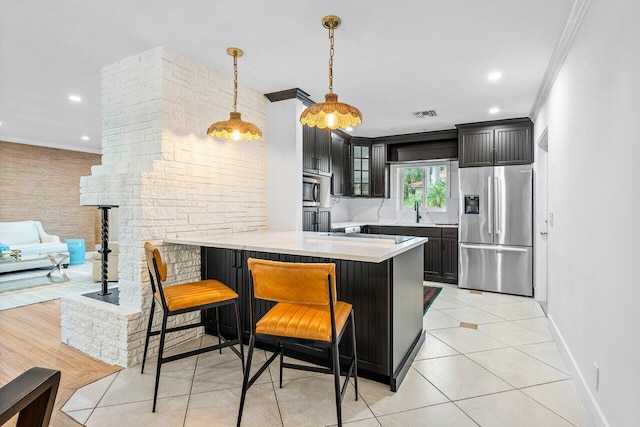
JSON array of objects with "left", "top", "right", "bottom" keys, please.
[{"left": 0, "top": 0, "right": 574, "bottom": 153}]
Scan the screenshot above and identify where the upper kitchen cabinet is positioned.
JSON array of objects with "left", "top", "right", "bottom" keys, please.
[
  {"left": 371, "top": 143, "right": 388, "bottom": 198},
  {"left": 331, "top": 131, "right": 351, "bottom": 197},
  {"left": 456, "top": 118, "right": 533, "bottom": 168},
  {"left": 303, "top": 126, "right": 332, "bottom": 176},
  {"left": 351, "top": 140, "right": 371, "bottom": 196},
  {"left": 350, "top": 138, "right": 389, "bottom": 198}
]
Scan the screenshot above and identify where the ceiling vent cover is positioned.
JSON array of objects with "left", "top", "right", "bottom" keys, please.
[{"left": 412, "top": 110, "right": 437, "bottom": 119}]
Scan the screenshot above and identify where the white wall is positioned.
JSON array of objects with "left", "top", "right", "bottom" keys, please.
[
  {"left": 266, "top": 99, "right": 303, "bottom": 230},
  {"left": 533, "top": 1, "right": 640, "bottom": 425}
]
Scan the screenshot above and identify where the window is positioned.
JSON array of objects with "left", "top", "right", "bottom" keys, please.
[{"left": 399, "top": 163, "right": 448, "bottom": 211}]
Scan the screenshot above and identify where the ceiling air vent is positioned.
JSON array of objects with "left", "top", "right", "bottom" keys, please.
[{"left": 412, "top": 110, "right": 437, "bottom": 119}]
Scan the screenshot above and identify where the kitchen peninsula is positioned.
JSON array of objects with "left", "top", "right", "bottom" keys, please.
[{"left": 166, "top": 230, "right": 427, "bottom": 391}]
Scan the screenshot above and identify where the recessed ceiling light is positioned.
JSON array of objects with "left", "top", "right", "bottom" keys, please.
[
  {"left": 488, "top": 71, "right": 502, "bottom": 81},
  {"left": 489, "top": 107, "right": 500, "bottom": 114},
  {"left": 0, "top": 121, "right": 3, "bottom": 126},
  {"left": 68, "top": 94, "right": 82, "bottom": 102},
  {"left": 345, "top": 127, "right": 354, "bottom": 131},
  {"left": 81, "top": 135, "right": 90, "bottom": 141}
]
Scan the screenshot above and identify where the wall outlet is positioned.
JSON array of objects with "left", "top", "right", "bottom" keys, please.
[{"left": 593, "top": 361, "right": 600, "bottom": 390}]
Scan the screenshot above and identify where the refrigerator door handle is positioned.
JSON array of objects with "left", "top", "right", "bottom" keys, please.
[
  {"left": 460, "top": 243, "right": 529, "bottom": 252},
  {"left": 496, "top": 177, "right": 501, "bottom": 235},
  {"left": 487, "top": 176, "right": 493, "bottom": 235}
]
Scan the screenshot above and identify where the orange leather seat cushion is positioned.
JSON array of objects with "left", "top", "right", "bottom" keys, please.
[
  {"left": 256, "top": 301, "right": 352, "bottom": 342},
  {"left": 155, "top": 280, "right": 238, "bottom": 312}
]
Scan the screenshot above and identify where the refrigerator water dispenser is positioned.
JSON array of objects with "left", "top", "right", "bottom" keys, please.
[{"left": 464, "top": 195, "right": 480, "bottom": 214}]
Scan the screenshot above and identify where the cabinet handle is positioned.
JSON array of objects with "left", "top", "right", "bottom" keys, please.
[{"left": 231, "top": 250, "right": 236, "bottom": 268}]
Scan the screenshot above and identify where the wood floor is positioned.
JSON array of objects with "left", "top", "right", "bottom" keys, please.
[{"left": 0, "top": 300, "right": 122, "bottom": 426}]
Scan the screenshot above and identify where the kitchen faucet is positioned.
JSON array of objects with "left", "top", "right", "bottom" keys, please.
[{"left": 414, "top": 200, "right": 422, "bottom": 223}]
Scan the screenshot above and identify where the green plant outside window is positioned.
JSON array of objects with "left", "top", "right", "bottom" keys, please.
[{"left": 401, "top": 164, "right": 447, "bottom": 210}]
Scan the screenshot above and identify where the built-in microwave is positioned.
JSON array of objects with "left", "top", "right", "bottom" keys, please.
[{"left": 303, "top": 177, "right": 320, "bottom": 207}]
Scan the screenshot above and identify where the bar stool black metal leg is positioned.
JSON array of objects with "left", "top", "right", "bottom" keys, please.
[
  {"left": 237, "top": 334, "right": 256, "bottom": 427},
  {"left": 141, "top": 300, "right": 155, "bottom": 374},
  {"left": 216, "top": 307, "right": 222, "bottom": 354},
  {"left": 332, "top": 341, "right": 342, "bottom": 427},
  {"left": 279, "top": 343, "right": 285, "bottom": 388},
  {"left": 234, "top": 300, "right": 245, "bottom": 372},
  {"left": 152, "top": 313, "right": 168, "bottom": 412},
  {"left": 351, "top": 310, "right": 358, "bottom": 400}
]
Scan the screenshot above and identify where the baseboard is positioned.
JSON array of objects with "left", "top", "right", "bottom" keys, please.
[{"left": 547, "top": 313, "right": 610, "bottom": 427}]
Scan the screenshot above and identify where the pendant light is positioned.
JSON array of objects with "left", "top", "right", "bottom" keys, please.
[
  {"left": 207, "top": 48, "right": 262, "bottom": 141},
  {"left": 300, "top": 15, "right": 362, "bottom": 130}
]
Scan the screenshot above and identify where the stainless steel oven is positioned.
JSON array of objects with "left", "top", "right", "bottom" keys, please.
[{"left": 303, "top": 176, "right": 320, "bottom": 207}]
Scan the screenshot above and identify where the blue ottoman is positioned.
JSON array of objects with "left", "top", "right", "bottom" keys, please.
[{"left": 64, "top": 238, "right": 86, "bottom": 265}]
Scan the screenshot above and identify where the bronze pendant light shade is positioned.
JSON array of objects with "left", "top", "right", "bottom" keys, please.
[
  {"left": 300, "top": 15, "right": 362, "bottom": 130},
  {"left": 208, "top": 48, "right": 262, "bottom": 141}
]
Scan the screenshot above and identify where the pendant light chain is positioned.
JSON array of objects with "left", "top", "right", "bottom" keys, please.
[
  {"left": 233, "top": 52, "right": 238, "bottom": 112},
  {"left": 328, "top": 24, "right": 334, "bottom": 94}
]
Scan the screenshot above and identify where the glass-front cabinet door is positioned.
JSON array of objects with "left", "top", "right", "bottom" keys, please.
[{"left": 352, "top": 144, "right": 370, "bottom": 196}]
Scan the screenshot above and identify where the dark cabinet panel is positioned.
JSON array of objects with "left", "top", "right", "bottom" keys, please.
[
  {"left": 459, "top": 128, "right": 494, "bottom": 167},
  {"left": 201, "top": 247, "right": 244, "bottom": 334},
  {"left": 316, "top": 128, "right": 332, "bottom": 174},
  {"left": 371, "top": 143, "right": 388, "bottom": 198},
  {"left": 303, "top": 207, "right": 331, "bottom": 232},
  {"left": 494, "top": 126, "right": 532, "bottom": 165},
  {"left": 331, "top": 133, "right": 351, "bottom": 196},
  {"left": 441, "top": 237, "right": 458, "bottom": 281},
  {"left": 303, "top": 126, "right": 332, "bottom": 175},
  {"left": 457, "top": 118, "right": 533, "bottom": 168},
  {"left": 303, "top": 208, "right": 316, "bottom": 232},
  {"left": 423, "top": 237, "right": 442, "bottom": 279},
  {"left": 302, "top": 125, "right": 316, "bottom": 173},
  {"left": 317, "top": 208, "right": 331, "bottom": 232}
]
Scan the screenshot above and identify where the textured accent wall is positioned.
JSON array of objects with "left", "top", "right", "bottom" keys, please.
[
  {"left": 0, "top": 141, "right": 101, "bottom": 247},
  {"left": 62, "top": 47, "right": 267, "bottom": 366}
]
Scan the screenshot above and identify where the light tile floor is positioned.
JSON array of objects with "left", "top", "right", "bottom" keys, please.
[
  {"left": 0, "top": 260, "right": 100, "bottom": 310},
  {"left": 62, "top": 283, "right": 588, "bottom": 426}
]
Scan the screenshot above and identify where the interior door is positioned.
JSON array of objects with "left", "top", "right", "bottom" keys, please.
[
  {"left": 493, "top": 165, "right": 533, "bottom": 246},
  {"left": 458, "top": 167, "right": 492, "bottom": 244}
]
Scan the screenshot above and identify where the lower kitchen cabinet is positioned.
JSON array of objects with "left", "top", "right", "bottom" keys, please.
[
  {"left": 364, "top": 225, "right": 458, "bottom": 284},
  {"left": 303, "top": 207, "right": 331, "bottom": 232},
  {"left": 441, "top": 229, "right": 459, "bottom": 282}
]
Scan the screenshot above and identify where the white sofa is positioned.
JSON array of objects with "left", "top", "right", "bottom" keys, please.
[{"left": 0, "top": 221, "right": 69, "bottom": 273}]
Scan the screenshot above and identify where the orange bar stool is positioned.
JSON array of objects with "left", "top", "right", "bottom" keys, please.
[
  {"left": 237, "top": 258, "right": 358, "bottom": 427},
  {"left": 141, "top": 242, "right": 244, "bottom": 411}
]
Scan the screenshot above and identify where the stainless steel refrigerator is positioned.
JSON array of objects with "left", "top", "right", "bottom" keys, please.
[{"left": 458, "top": 165, "right": 533, "bottom": 296}]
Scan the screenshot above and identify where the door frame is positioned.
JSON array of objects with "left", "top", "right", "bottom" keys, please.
[{"left": 534, "top": 127, "right": 549, "bottom": 312}]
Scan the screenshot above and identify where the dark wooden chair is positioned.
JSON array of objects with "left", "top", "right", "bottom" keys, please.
[
  {"left": 141, "top": 242, "right": 244, "bottom": 411},
  {"left": 237, "top": 258, "right": 357, "bottom": 427},
  {"left": 0, "top": 367, "right": 61, "bottom": 427}
]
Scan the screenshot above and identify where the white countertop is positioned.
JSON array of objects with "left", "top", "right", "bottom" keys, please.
[
  {"left": 331, "top": 221, "right": 459, "bottom": 230},
  {"left": 165, "top": 230, "right": 427, "bottom": 263}
]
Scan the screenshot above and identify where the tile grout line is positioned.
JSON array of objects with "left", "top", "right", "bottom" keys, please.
[{"left": 182, "top": 335, "right": 203, "bottom": 427}]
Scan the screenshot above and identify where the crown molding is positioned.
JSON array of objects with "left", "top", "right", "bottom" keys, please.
[{"left": 529, "top": 0, "right": 594, "bottom": 119}]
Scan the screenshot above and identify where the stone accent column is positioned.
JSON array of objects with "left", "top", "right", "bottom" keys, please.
[{"left": 61, "top": 47, "right": 267, "bottom": 367}]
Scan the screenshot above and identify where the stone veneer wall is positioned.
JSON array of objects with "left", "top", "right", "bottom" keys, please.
[
  {"left": 0, "top": 141, "right": 102, "bottom": 248},
  {"left": 61, "top": 47, "right": 267, "bottom": 366}
]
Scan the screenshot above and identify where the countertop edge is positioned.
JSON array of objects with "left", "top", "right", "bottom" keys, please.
[{"left": 165, "top": 232, "right": 427, "bottom": 263}]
